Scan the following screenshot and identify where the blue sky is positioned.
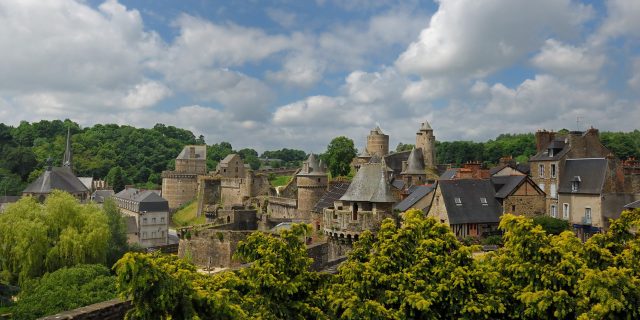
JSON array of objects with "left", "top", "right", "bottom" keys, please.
[{"left": 0, "top": 0, "right": 638, "bottom": 152}]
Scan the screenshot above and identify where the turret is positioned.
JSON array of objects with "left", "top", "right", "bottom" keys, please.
[{"left": 416, "top": 121, "right": 436, "bottom": 168}]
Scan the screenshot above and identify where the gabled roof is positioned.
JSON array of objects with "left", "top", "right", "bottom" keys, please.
[
  {"left": 177, "top": 145, "right": 206, "bottom": 160},
  {"left": 114, "top": 188, "right": 168, "bottom": 212},
  {"left": 439, "top": 179, "right": 502, "bottom": 224},
  {"left": 340, "top": 163, "right": 395, "bottom": 203},
  {"left": 23, "top": 167, "right": 89, "bottom": 194},
  {"left": 394, "top": 185, "right": 434, "bottom": 212},
  {"left": 78, "top": 177, "right": 93, "bottom": 190},
  {"left": 401, "top": 148, "right": 425, "bottom": 175},
  {"left": 491, "top": 175, "right": 527, "bottom": 199},
  {"left": 391, "top": 179, "right": 405, "bottom": 190},
  {"left": 313, "top": 182, "right": 351, "bottom": 213},
  {"left": 92, "top": 190, "right": 115, "bottom": 203},
  {"left": 219, "top": 153, "right": 240, "bottom": 165},
  {"left": 558, "top": 158, "right": 607, "bottom": 194}
]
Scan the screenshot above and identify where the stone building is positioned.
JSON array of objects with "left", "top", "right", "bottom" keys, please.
[
  {"left": 217, "top": 154, "right": 246, "bottom": 178},
  {"left": 427, "top": 179, "right": 502, "bottom": 238},
  {"left": 161, "top": 145, "right": 207, "bottom": 210},
  {"left": 113, "top": 187, "right": 169, "bottom": 247},
  {"left": 415, "top": 121, "right": 436, "bottom": 168},
  {"left": 296, "top": 154, "right": 328, "bottom": 223},
  {"left": 400, "top": 148, "right": 427, "bottom": 188},
  {"left": 557, "top": 158, "right": 639, "bottom": 240},
  {"left": 366, "top": 126, "right": 389, "bottom": 157},
  {"left": 491, "top": 175, "right": 546, "bottom": 217},
  {"left": 323, "top": 162, "right": 397, "bottom": 258},
  {"left": 23, "top": 129, "right": 90, "bottom": 201}
]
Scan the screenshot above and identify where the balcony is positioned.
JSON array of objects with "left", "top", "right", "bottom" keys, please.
[{"left": 582, "top": 216, "right": 592, "bottom": 225}]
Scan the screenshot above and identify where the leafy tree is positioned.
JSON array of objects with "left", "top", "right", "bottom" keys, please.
[
  {"left": 106, "top": 166, "right": 127, "bottom": 193},
  {"left": 395, "top": 142, "right": 414, "bottom": 152},
  {"left": 532, "top": 215, "right": 570, "bottom": 235},
  {"left": 10, "top": 264, "right": 116, "bottom": 319},
  {"left": 0, "top": 191, "right": 111, "bottom": 284},
  {"left": 103, "top": 198, "right": 129, "bottom": 266},
  {"left": 323, "top": 136, "right": 357, "bottom": 177}
]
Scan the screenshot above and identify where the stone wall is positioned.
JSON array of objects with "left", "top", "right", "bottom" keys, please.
[
  {"left": 161, "top": 172, "right": 199, "bottom": 209},
  {"left": 267, "top": 196, "right": 299, "bottom": 219},
  {"left": 197, "top": 176, "right": 222, "bottom": 217},
  {"left": 503, "top": 195, "right": 545, "bottom": 217},
  {"left": 39, "top": 299, "right": 130, "bottom": 320},
  {"left": 306, "top": 242, "right": 329, "bottom": 271},
  {"left": 327, "top": 237, "right": 354, "bottom": 261},
  {"left": 296, "top": 175, "right": 327, "bottom": 214},
  {"left": 178, "top": 230, "right": 253, "bottom": 268}
]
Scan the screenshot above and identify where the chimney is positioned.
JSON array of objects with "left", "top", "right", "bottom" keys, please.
[
  {"left": 499, "top": 156, "right": 515, "bottom": 167},
  {"left": 535, "top": 130, "right": 555, "bottom": 154},
  {"left": 457, "top": 168, "right": 473, "bottom": 179},
  {"left": 463, "top": 161, "right": 481, "bottom": 177}
]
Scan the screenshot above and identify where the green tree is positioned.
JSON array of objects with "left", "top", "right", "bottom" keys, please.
[
  {"left": 10, "top": 264, "right": 116, "bottom": 319},
  {"left": 106, "top": 166, "right": 127, "bottom": 193},
  {"left": 103, "top": 198, "right": 129, "bottom": 266},
  {"left": 323, "top": 136, "right": 357, "bottom": 177},
  {"left": 0, "top": 192, "right": 111, "bottom": 284},
  {"left": 532, "top": 215, "right": 570, "bottom": 235},
  {"left": 395, "top": 142, "right": 414, "bottom": 152}
]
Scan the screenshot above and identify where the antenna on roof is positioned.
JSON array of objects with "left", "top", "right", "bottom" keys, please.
[{"left": 576, "top": 116, "right": 584, "bottom": 131}]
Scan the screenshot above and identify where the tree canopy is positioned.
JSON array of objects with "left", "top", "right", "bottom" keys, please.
[{"left": 323, "top": 136, "right": 357, "bottom": 177}]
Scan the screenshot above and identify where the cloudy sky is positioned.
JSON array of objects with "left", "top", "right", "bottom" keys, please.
[{"left": 0, "top": 0, "right": 638, "bottom": 152}]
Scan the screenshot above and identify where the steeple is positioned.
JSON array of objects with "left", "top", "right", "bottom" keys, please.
[{"left": 63, "top": 127, "right": 72, "bottom": 169}]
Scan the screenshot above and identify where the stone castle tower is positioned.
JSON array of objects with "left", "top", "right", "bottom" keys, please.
[
  {"left": 162, "top": 145, "right": 207, "bottom": 210},
  {"left": 366, "top": 126, "right": 389, "bottom": 157},
  {"left": 416, "top": 121, "right": 436, "bottom": 168},
  {"left": 296, "top": 154, "right": 328, "bottom": 215}
]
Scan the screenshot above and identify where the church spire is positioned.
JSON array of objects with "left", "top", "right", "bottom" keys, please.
[{"left": 63, "top": 127, "right": 72, "bottom": 169}]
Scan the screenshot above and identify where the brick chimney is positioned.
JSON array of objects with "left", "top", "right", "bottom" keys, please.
[{"left": 535, "top": 130, "right": 555, "bottom": 154}]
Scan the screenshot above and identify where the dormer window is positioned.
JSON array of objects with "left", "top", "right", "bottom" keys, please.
[
  {"left": 548, "top": 148, "right": 554, "bottom": 157},
  {"left": 571, "top": 176, "right": 581, "bottom": 192},
  {"left": 480, "top": 197, "right": 488, "bottom": 206},
  {"left": 454, "top": 197, "right": 462, "bottom": 205}
]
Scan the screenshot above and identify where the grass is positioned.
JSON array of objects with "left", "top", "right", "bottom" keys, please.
[
  {"left": 172, "top": 200, "right": 206, "bottom": 227},
  {"left": 270, "top": 175, "right": 292, "bottom": 187}
]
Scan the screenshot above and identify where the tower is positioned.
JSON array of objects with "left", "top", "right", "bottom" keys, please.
[
  {"left": 62, "top": 127, "right": 73, "bottom": 169},
  {"left": 296, "top": 154, "right": 328, "bottom": 216},
  {"left": 366, "top": 126, "right": 389, "bottom": 157},
  {"left": 416, "top": 121, "right": 436, "bottom": 168},
  {"left": 401, "top": 147, "right": 426, "bottom": 187}
]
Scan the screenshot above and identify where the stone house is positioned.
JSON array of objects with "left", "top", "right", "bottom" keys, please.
[
  {"left": 113, "top": 188, "right": 169, "bottom": 247},
  {"left": 491, "top": 175, "right": 546, "bottom": 216},
  {"left": 426, "top": 179, "right": 502, "bottom": 238},
  {"left": 557, "top": 158, "right": 639, "bottom": 241},
  {"left": 393, "top": 185, "right": 435, "bottom": 213},
  {"left": 161, "top": 145, "right": 207, "bottom": 210}
]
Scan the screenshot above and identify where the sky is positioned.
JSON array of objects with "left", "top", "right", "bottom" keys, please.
[{"left": 0, "top": 0, "right": 638, "bottom": 153}]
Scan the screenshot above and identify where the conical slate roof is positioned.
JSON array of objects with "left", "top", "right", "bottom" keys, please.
[
  {"left": 420, "top": 121, "right": 432, "bottom": 131},
  {"left": 401, "top": 148, "right": 425, "bottom": 175},
  {"left": 298, "top": 153, "right": 326, "bottom": 176},
  {"left": 340, "top": 163, "right": 395, "bottom": 203}
]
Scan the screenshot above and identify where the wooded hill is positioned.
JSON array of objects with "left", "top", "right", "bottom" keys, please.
[{"left": 1, "top": 120, "right": 638, "bottom": 195}]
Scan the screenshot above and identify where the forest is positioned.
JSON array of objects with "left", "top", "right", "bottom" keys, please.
[{"left": 0, "top": 120, "right": 639, "bottom": 195}]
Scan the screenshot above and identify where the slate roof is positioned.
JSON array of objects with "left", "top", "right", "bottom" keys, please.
[
  {"left": 439, "top": 179, "right": 502, "bottom": 224},
  {"left": 219, "top": 153, "right": 239, "bottom": 164},
  {"left": 516, "top": 163, "right": 530, "bottom": 175},
  {"left": 384, "top": 150, "right": 411, "bottom": 176},
  {"left": 557, "top": 158, "right": 607, "bottom": 194},
  {"left": 530, "top": 137, "right": 570, "bottom": 161},
  {"left": 177, "top": 145, "right": 206, "bottom": 160},
  {"left": 491, "top": 175, "right": 527, "bottom": 199},
  {"left": 92, "top": 190, "right": 115, "bottom": 203},
  {"left": 313, "top": 182, "right": 351, "bottom": 213},
  {"left": 439, "top": 168, "right": 459, "bottom": 180},
  {"left": 114, "top": 188, "right": 169, "bottom": 212},
  {"left": 340, "top": 163, "right": 395, "bottom": 203},
  {"left": 391, "top": 179, "right": 405, "bottom": 190},
  {"left": 23, "top": 167, "right": 89, "bottom": 194},
  {"left": 298, "top": 153, "right": 326, "bottom": 176},
  {"left": 624, "top": 200, "right": 640, "bottom": 209},
  {"left": 401, "top": 148, "right": 425, "bottom": 175},
  {"left": 419, "top": 121, "right": 432, "bottom": 131},
  {"left": 394, "top": 185, "right": 434, "bottom": 212},
  {"left": 78, "top": 177, "right": 93, "bottom": 190}
]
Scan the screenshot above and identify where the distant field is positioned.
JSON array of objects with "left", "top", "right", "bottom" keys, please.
[
  {"left": 270, "top": 175, "right": 292, "bottom": 187},
  {"left": 172, "top": 200, "right": 206, "bottom": 227}
]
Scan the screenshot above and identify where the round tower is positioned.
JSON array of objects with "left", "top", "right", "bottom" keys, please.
[
  {"left": 416, "top": 121, "right": 436, "bottom": 168},
  {"left": 296, "top": 154, "right": 328, "bottom": 215},
  {"left": 367, "top": 126, "right": 389, "bottom": 157}
]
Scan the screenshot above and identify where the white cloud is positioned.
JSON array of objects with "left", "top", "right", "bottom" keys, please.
[
  {"left": 531, "top": 39, "right": 605, "bottom": 82},
  {"left": 396, "top": 0, "right": 592, "bottom": 79},
  {"left": 266, "top": 53, "right": 326, "bottom": 88},
  {"left": 265, "top": 8, "right": 297, "bottom": 28},
  {"left": 592, "top": 0, "right": 640, "bottom": 45},
  {"left": 629, "top": 58, "right": 640, "bottom": 91},
  {"left": 122, "top": 81, "right": 172, "bottom": 109}
]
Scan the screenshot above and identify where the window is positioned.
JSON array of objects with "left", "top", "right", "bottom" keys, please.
[
  {"left": 549, "top": 148, "right": 554, "bottom": 157},
  {"left": 563, "top": 203, "right": 570, "bottom": 220},
  {"left": 143, "top": 217, "right": 147, "bottom": 224},
  {"left": 585, "top": 207, "right": 592, "bottom": 221},
  {"left": 454, "top": 197, "right": 462, "bottom": 205},
  {"left": 551, "top": 164, "right": 556, "bottom": 178},
  {"left": 550, "top": 184, "right": 557, "bottom": 198},
  {"left": 511, "top": 205, "right": 516, "bottom": 213},
  {"left": 551, "top": 204, "right": 557, "bottom": 218},
  {"left": 142, "top": 232, "right": 147, "bottom": 239},
  {"left": 160, "top": 217, "right": 165, "bottom": 223},
  {"left": 152, "top": 217, "right": 156, "bottom": 224},
  {"left": 480, "top": 197, "right": 488, "bottom": 205},
  {"left": 571, "top": 181, "right": 579, "bottom": 192},
  {"left": 539, "top": 164, "right": 545, "bottom": 178}
]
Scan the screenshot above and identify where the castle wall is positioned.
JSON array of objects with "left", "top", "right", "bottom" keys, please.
[
  {"left": 178, "top": 230, "right": 253, "bottom": 268},
  {"left": 267, "top": 196, "right": 299, "bottom": 219},
  {"left": 161, "top": 173, "right": 199, "bottom": 209},
  {"left": 175, "top": 158, "right": 206, "bottom": 174},
  {"left": 296, "top": 175, "right": 327, "bottom": 214},
  {"left": 367, "top": 131, "right": 389, "bottom": 157}
]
